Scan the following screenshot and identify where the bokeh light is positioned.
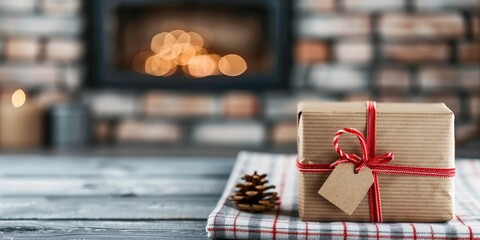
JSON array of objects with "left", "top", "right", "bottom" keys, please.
[
  {"left": 218, "top": 54, "right": 247, "bottom": 76},
  {"left": 187, "top": 32, "right": 204, "bottom": 47},
  {"left": 11, "top": 89, "right": 26, "bottom": 108},
  {"left": 178, "top": 45, "right": 199, "bottom": 66},
  {"left": 145, "top": 55, "right": 173, "bottom": 76},
  {"left": 187, "top": 54, "right": 218, "bottom": 78},
  {"left": 151, "top": 32, "right": 175, "bottom": 53},
  {"left": 132, "top": 51, "right": 154, "bottom": 73},
  {"left": 134, "top": 29, "right": 248, "bottom": 78}
]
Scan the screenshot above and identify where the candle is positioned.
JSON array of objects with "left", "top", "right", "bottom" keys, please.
[{"left": 0, "top": 89, "right": 43, "bottom": 149}]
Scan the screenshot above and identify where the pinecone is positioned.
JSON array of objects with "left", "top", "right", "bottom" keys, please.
[{"left": 228, "top": 171, "right": 279, "bottom": 212}]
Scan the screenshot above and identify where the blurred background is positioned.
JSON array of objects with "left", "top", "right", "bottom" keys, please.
[{"left": 0, "top": 0, "right": 478, "bottom": 157}]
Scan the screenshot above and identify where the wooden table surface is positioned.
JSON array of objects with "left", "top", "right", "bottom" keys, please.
[
  {"left": 0, "top": 154, "right": 235, "bottom": 239},
  {"left": 1, "top": 142, "right": 478, "bottom": 239}
]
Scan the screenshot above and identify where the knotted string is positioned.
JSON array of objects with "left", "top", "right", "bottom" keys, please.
[{"left": 330, "top": 128, "right": 394, "bottom": 174}]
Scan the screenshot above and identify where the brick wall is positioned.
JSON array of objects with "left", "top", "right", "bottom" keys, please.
[
  {"left": 1, "top": 0, "right": 479, "bottom": 149},
  {"left": 0, "top": 0, "right": 83, "bottom": 91},
  {"left": 292, "top": 0, "right": 480, "bottom": 143}
]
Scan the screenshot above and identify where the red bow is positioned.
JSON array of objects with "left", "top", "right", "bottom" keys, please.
[{"left": 330, "top": 128, "right": 394, "bottom": 174}]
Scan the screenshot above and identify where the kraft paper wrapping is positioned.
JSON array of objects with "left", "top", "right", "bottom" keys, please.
[{"left": 297, "top": 102, "right": 455, "bottom": 222}]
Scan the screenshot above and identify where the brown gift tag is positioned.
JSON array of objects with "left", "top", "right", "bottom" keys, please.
[{"left": 318, "top": 163, "right": 374, "bottom": 215}]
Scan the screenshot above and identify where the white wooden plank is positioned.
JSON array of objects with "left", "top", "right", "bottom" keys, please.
[
  {"left": 0, "top": 196, "right": 218, "bottom": 219},
  {"left": 0, "top": 220, "right": 207, "bottom": 239}
]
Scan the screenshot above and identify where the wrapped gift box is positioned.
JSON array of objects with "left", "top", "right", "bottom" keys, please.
[{"left": 297, "top": 101, "right": 455, "bottom": 222}]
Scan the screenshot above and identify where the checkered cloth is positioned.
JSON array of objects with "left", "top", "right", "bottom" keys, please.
[{"left": 206, "top": 151, "right": 480, "bottom": 239}]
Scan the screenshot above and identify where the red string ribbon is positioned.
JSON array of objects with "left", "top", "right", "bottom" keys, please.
[{"left": 296, "top": 101, "right": 455, "bottom": 223}]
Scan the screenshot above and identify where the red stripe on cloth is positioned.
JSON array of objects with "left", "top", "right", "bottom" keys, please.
[
  {"left": 456, "top": 215, "right": 474, "bottom": 240},
  {"left": 410, "top": 223, "right": 417, "bottom": 240},
  {"left": 374, "top": 223, "right": 380, "bottom": 240},
  {"left": 233, "top": 210, "right": 241, "bottom": 239},
  {"left": 206, "top": 227, "right": 455, "bottom": 239},
  {"left": 429, "top": 224, "right": 434, "bottom": 240},
  {"left": 272, "top": 157, "right": 290, "bottom": 240},
  {"left": 305, "top": 222, "right": 308, "bottom": 240},
  {"left": 342, "top": 221, "right": 347, "bottom": 240},
  {"left": 211, "top": 154, "right": 249, "bottom": 238},
  {"left": 212, "top": 205, "right": 223, "bottom": 238}
]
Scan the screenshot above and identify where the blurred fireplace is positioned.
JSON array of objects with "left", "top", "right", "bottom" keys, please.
[{"left": 88, "top": 0, "right": 291, "bottom": 90}]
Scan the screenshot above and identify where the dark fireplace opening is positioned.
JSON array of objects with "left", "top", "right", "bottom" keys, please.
[
  {"left": 88, "top": 0, "right": 291, "bottom": 90},
  {"left": 115, "top": 4, "right": 270, "bottom": 77}
]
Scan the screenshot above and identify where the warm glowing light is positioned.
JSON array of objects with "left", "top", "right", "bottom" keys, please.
[
  {"left": 132, "top": 51, "right": 154, "bottom": 73},
  {"left": 176, "top": 32, "right": 191, "bottom": 45},
  {"left": 151, "top": 32, "right": 176, "bottom": 53},
  {"left": 178, "top": 45, "right": 199, "bottom": 66},
  {"left": 169, "top": 29, "right": 187, "bottom": 38},
  {"left": 208, "top": 54, "right": 221, "bottom": 75},
  {"left": 218, "top": 54, "right": 247, "bottom": 76},
  {"left": 188, "top": 32, "right": 204, "bottom": 47},
  {"left": 151, "top": 32, "right": 166, "bottom": 53},
  {"left": 144, "top": 56, "right": 155, "bottom": 74},
  {"left": 162, "top": 64, "right": 177, "bottom": 77},
  {"left": 11, "top": 89, "right": 26, "bottom": 108},
  {"left": 139, "top": 29, "right": 247, "bottom": 78},
  {"left": 187, "top": 55, "right": 218, "bottom": 78},
  {"left": 145, "top": 55, "right": 173, "bottom": 76},
  {"left": 158, "top": 43, "right": 183, "bottom": 60}
]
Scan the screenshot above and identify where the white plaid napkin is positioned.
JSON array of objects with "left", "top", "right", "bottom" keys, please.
[{"left": 206, "top": 151, "right": 480, "bottom": 239}]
